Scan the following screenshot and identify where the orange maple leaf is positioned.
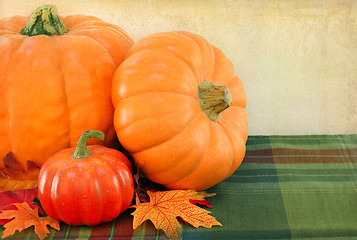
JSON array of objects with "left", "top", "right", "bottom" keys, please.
[
  {"left": 131, "top": 190, "right": 222, "bottom": 239},
  {"left": 0, "top": 152, "right": 40, "bottom": 191},
  {"left": 0, "top": 202, "right": 60, "bottom": 240}
]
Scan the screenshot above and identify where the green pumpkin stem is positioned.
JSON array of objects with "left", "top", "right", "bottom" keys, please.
[
  {"left": 20, "top": 4, "right": 68, "bottom": 36},
  {"left": 198, "top": 81, "right": 232, "bottom": 122},
  {"left": 72, "top": 130, "right": 105, "bottom": 159}
]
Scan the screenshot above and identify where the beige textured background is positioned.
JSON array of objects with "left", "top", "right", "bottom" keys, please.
[{"left": 1, "top": 0, "right": 356, "bottom": 135}]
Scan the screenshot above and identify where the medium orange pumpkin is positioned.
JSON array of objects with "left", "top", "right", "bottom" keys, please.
[
  {"left": 112, "top": 31, "right": 248, "bottom": 190},
  {"left": 0, "top": 5, "right": 133, "bottom": 170}
]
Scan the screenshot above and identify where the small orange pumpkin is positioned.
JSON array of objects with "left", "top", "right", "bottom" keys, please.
[
  {"left": 38, "top": 130, "right": 134, "bottom": 226},
  {"left": 0, "top": 5, "right": 133, "bottom": 170},
  {"left": 112, "top": 31, "right": 248, "bottom": 190}
]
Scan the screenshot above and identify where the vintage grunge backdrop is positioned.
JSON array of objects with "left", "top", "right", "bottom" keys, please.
[{"left": 0, "top": 0, "right": 356, "bottom": 135}]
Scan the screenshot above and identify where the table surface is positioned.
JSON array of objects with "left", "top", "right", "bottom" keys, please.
[{"left": 1, "top": 134, "right": 356, "bottom": 240}]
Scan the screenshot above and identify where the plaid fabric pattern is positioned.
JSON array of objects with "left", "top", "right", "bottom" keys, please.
[{"left": 1, "top": 135, "right": 356, "bottom": 239}]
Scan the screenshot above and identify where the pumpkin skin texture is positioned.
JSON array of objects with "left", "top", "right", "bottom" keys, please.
[
  {"left": 38, "top": 130, "right": 134, "bottom": 226},
  {"left": 112, "top": 31, "right": 248, "bottom": 191},
  {"left": 0, "top": 5, "right": 133, "bottom": 170}
]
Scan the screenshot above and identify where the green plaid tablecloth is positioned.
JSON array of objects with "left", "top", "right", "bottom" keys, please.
[{"left": 1, "top": 135, "right": 356, "bottom": 239}]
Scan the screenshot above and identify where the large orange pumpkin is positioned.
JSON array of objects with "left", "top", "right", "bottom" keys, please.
[
  {"left": 0, "top": 5, "right": 133, "bottom": 170},
  {"left": 112, "top": 31, "right": 248, "bottom": 190}
]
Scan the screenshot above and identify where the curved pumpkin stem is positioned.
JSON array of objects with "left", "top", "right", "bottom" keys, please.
[
  {"left": 20, "top": 4, "right": 68, "bottom": 36},
  {"left": 73, "top": 130, "right": 105, "bottom": 159},
  {"left": 198, "top": 81, "right": 232, "bottom": 122}
]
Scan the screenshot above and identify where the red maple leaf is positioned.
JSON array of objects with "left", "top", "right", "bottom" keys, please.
[
  {"left": 189, "top": 199, "right": 213, "bottom": 208},
  {"left": 0, "top": 152, "right": 40, "bottom": 191},
  {"left": 0, "top": 187, "right": 44, "bottom": 225}
]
